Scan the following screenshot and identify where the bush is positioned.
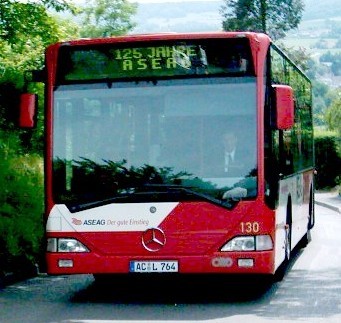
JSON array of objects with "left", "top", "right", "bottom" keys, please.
[
  {"left": 314, "top": 132, "right": 341, "bottom": 190},
  {"left": 0, "top": 132, "right": 44, "bottom": 277}
]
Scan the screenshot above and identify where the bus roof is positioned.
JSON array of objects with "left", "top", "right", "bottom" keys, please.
[{"left": 52, "top": 31, "right": 271, "bottom": 48}]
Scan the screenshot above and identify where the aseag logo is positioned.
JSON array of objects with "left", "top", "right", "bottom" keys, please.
[
  {"left": 72, "top": 218, "right": 82, "bottom": 225},
  {"left": 71, "top": 218, "right": 106, "bottom": 225}
]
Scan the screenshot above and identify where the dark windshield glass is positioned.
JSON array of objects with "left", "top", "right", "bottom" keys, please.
[{"left": 53, "top": 77, "right": 257, "bottom": 206}]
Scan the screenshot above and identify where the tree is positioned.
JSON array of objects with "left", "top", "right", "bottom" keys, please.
[
  {"left": 0, "top": 129, "right": 44, "bottom": 276},
  {"left": 0, "top": 0, "right": 75, "bottom": 44},
  {"left": 79, "top": 0, "right": 138, "bottom": 38},
  {"left": 0, "top": 0, "right": 76, "bottom": 88},
  {"left": 325, "top": 92, "right": 341, "bottom": 139},
  {"left": 319, "top": 52, "right": 341, "bottom": 76},
  {"left": 220, "top": 0, "right": 304, "bottom": 40},
  {"left": 0, "top": 1, "right": 78, "bottom": 151}
]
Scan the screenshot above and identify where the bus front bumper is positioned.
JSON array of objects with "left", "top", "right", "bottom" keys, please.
[{"left": 46, "top": 251, "right": 275, "bottom": 275}]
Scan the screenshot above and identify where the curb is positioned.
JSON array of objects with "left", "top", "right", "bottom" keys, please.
[{"left": 315, "top": 200, "right": 341, "bottom": 214}]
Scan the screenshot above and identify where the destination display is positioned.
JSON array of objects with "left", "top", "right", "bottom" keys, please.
[
  {"left": 112, "top": 45, "right": 198, "bottom": 71},
  {"left": 57, "top": 38, "right": 254, "bottom": 82}
]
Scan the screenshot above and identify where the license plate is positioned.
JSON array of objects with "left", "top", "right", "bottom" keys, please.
[{"left": 130, "top": 261, "right": 178, "bottom": 273}]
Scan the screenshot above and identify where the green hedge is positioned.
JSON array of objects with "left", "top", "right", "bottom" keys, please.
[
  {"left": 314, "top": 132, "right": 341, "bottom": 190},
  {"left": 0, "top": 134, "right": 44, "bottom": 278}
]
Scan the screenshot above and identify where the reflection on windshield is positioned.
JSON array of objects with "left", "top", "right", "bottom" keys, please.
[{"left": 53, "top": 78, "right": 257, "bottom": 207}]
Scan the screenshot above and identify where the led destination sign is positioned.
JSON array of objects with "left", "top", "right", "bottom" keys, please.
[
  {"left": 57, "top": 38, "right": 254, "bottom": 82},
  {"left": 112, "top": 45, "right": 199, "bottom": 71}
]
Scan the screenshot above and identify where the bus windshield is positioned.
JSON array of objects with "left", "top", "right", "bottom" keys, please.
[{"left": 53, "top": 76, "right": 257, "bottom": 208}]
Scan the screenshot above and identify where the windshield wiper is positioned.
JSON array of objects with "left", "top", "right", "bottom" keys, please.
[
  {"left": 140, "top": 184, "right": 236, "bottom": 208},
  {"left": 67, "top": 183, "right": 238, "bottom": 213},
  {"left": 67, "top": 194, "right": 133, "bottom": 212}
]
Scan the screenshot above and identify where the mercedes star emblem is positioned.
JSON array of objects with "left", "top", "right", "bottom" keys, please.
[{"left": 142, "top": 227, "right": 166, "bottom": 252}]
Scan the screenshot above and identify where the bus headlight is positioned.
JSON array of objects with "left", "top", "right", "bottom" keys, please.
[
  {"left": 47, "top": 238, "right": 89, "bottom": 252},
  {"left": 221, "top": 235, "right": 273, "bottom": 251}
]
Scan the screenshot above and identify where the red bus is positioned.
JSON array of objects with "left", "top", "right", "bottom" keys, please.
[{"left": 20, "top": 32, "right": 314, "bottom": 281}]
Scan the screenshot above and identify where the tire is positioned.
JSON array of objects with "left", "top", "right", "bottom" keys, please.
[
  {"left": 300, "top": 188, "right": 314, "bottom": 248},
  {"left": 282, "top": 220, "right": 292, "bottom": 268},
  {"left": 299, "top": 229, "right": 311, "bottom": 248},
  {"left": 274, "top": 203, "right": 292, "bottom": 282},
  {"left": 93, "top": 274, "right": 117, "bottom": 285},
  {"left": 308, "top": 188, "right": 315, "bottom": 230},
  {"left": 93, "top": 274, "right": 129, "bottom": 286}
]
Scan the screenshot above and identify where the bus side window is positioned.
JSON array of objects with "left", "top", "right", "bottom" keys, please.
[{"left": 280, "top": 130, "right": 294, "bottom": 174}]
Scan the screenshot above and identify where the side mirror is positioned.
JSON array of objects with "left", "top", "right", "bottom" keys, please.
[
  {"left": 272, "top": 84, "right": 294, "bottom": 130},
  {"left": 19, "top": 93, "right": 37, "bottom": 128}
]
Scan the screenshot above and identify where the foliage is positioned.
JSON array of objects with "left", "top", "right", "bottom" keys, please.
[
  {"left": 0, "top": 2, "right": 80, "bottom": 153},
  {"left": 49, "top": 14, "right": 81, "bottom": 42},
  {"left": 319, "top": 51, "right": 341, "bottom": 76},
  {"left": 0, "top": 1, "right": 77, "bottom": 86},
  {"left": 0, "top": 1, "right": 71, "bottom": 45},
  {"left": 273, "top": 43, "right": 333, "bottom": 128},
  {"left": 276, "top": 42, "right": 311, "bottom": 72},
  {"left": 0, "top": 131, "right": 44, "bottom": 274},
  {"left": 314, "top": 133, "right": 341, "bottom": 189},
  {"left": 79, "top": 0, "right": 138, "bottom": 38},
  {"left": 0, "top": 53, "right": 45, "bottom": 153},
  {"left": 325, "top": 91, "right": 341, "bottom": 143},
  {"left": 220, "top": 0, "right": 304, "bottom": 40},
  {"left": 311, "top": 80, "right": 336, "bottom": 127},
  {"left": 55, "top": 157, "right": 193, "bottom": 204}
]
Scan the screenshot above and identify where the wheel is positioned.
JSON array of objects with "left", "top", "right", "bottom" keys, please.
[
  {"left": 93, "top": 274, "right": 117, "bottom": 285},
  {"left": 300, "top": 189, "right": 314, "bottom": 248},
  {"left": 284, "top": 222, "right": 292, "bottom": 262},
  {"left": 274, "top": 222, "right": 291, "bottom": 282},
  {"left": 93, "top": 274, "right": 129, "bottom": 286},
  {"left": 274, "top": 204, "right": 292, "bottom": 282},
  {"left": 299, "top": 229, "right": 311, "bottom": 248},
  {"left": 308, "top": 188, "right": 315, "bottom": 229}
]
